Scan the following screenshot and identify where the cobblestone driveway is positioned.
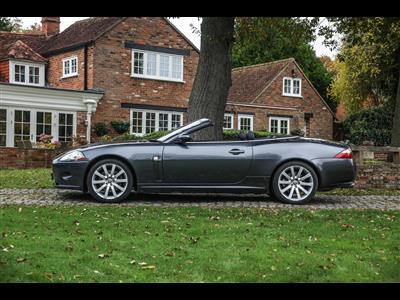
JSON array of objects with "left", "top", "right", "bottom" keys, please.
[{"left": 0, "top": 189, "right": 399, "bottom": 210}]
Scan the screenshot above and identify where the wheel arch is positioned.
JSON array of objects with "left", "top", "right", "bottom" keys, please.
[
  {"left": 83, "top": 154, "right": 137, "bottom": 192},
  {"left": 269, "top": 158, "right": 322, "bottom": 192}
]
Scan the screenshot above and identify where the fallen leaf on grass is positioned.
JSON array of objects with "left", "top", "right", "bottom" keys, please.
[
  {"left": 98, "top": 254, "right": 109, "bottom": 258},
  {"left": 129, "top": 260, "right": 136, "bottom": 264},
  {"left": 141, "top": 265, "right": 156, "bottom": 270},
  {"left": 16, "top": 257, "right": 27, "bottom": 263},
  {"left": 271, "top": 266, "right": 277, "bottom": 271},
  {"left": 138, "top": 262, "right": 147, "bottom": 266},
  {"left": 165, "top": 251, "right": 175, "bottom": 257}
]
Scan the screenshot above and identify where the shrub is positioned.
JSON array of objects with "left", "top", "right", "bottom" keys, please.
[
  {"left": 99, "top": 135, "right": 113, "bottom": 142},
  {"left": 94, "top": 122, "right": 109, "bottom": 137},
  {"left": 222, "top": 130, "right": 280, "bottom": 140},
  {"left": 111, "top": 121, "right": 130, "bottom": 134},
  {"left": 343, "top": 105, "right": 394, "bottom": 146},
  {"left": 112, "top": 133, "right": 138, "bottom": 142},
  {"left": 142, "top": 131, "right": 170, "bottom": 140}
]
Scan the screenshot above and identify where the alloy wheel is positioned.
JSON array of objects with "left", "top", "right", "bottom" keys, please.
[
  {"left": 91, "top": 163, "right": 128, "bottom": 200},
  {"left": 277, "top": 165, "right": 314, "bottom": 201}
]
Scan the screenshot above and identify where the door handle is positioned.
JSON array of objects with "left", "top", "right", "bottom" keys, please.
[{"left": 229, "top": 149, "right": 245, "bottom": 155}]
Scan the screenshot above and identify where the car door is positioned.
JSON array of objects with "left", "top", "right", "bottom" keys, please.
[{"left": 161, "top": 141, "right": 253, "bottom": 185}]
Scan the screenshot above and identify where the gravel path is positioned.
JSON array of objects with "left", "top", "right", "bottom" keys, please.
[{"left": 0, "top": 189, "right": 399, "bottom": 210}]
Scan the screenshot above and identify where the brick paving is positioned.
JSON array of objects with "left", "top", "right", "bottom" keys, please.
[{"left": 0, "top": 188, "right": 399, "bottom": 210}]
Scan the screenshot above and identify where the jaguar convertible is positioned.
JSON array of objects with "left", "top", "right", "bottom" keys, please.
[{"left": 52, "top": 118, "right": 356, "bottom": 204}]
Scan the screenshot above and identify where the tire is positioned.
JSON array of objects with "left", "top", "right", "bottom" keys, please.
[
  {"left": 87, "top": 159, "right": 133, "bottom": 203},
  {"left": 272, "top": 161, "right": 318, "bottom": 205}
]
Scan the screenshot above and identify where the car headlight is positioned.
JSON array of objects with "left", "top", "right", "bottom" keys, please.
[{"left": 59, "top": 150, "right": 87, "bottom": 162}]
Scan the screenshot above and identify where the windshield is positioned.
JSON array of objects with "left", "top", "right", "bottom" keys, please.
[{"left": 157, "top": 118, "right": 209, "bottom": 142}]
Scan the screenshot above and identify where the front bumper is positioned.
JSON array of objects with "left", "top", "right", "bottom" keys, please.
[{"left": 52, "top": 159, "right": 89, "bottom": 191}]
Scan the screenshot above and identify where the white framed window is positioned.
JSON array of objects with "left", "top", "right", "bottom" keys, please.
[
  {"left": 238, "top": 114, "right": 253, "bottom": 131},
  {"left": 282, "top": 77, "right": 302, "bottom": 97},
  {"left": 0, "top": 107, "right": 76, "bottom": 147},
  {"left": 62, "top": 56, "right": 78, "bottom": 78},
  {"left": 130, "top": 109, "right": 184, "bottom": 136},
  {"left": 0, "top": 109, "right": 7, "bottom": 147},
  {"left": 269, "top": 116, "right": 291, "bottom": 135},
  {"left": 223, "top": 113, "right": 234, "bottom": 130},
  {"left": 9, "top": 60, "right": 45, "bottom": 86},
  {"left": 131, "top": 49, "right": 184, "bottom": 82}
]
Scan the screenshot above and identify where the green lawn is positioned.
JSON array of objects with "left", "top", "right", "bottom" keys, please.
[
  {"left": 1, "top": 168, "right": 400, "bottom": 196},
  {"left": 0, "top": 206, "right": 399, "bottom": 282}
]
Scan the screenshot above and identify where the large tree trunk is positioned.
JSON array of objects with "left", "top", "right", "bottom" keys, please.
[
  {"left": 391, "top": 57, "right": 400, "bottom": 147},
  {"left": 187, "top": 17, "right": 235, "bottom": 141}
]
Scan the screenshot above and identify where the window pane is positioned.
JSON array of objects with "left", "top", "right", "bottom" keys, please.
[
  {"left": 64, "top": 60, "right": 70, "bottom": 75},
  {"left": 15, "top": 110, "right": 22, "bottom": 122},
  {"left": 0, "top": 135, "right": 5, "bottom": 147},
  {"left": 59, "top": 113, "right": 65, "bottom": 124},
  {"left": 67, "top": 114, "right": 73, "bottom": 125},
  {"left": 280, "top": 120, "right": 288, "bottom": 134},
  {"left": 284, "top": 79, "right": 291, "bottom": 94},
  {"left": 147, "top": 53, "right": 157, "bottom": 76},
  {"left": 0, "top": 122, "right": 5, "bottom": 134},
  {"left": 15, "top": 65, "right": 25, "bottom": 82},
  {"left": 45, "top": 125, "right": 52, "bottom": 135},
  {"left": 0, "top": 109, "right": 6, "bottom": 120},
  {"left": 145, "top": 112, "right": 156, "bottom": 134},
  {"left": 45, "top": 112, "right": 52, "bottom": 123},
  {"left": 132, "top": 111, "right": 143, "bottom": 134},
  {"left": 172, "top": 56, "right": 182, "bottom": 79},
  {"left": 240, "top": 117, "right": 251, "bottom": 131},
  {"left": 29, "top": 66, "right": 39, "bottom": 84},
  {"left": 158, "top": 113, "right": 169, "bottom": 131},
  {"left": 270, "top": 119, "right": 278, "bottom": 133},
  {"left": 293, "top": 80, "right": 300, "bottom": 95},
  {"left": 223, "top": 115, "right": 232, "bottom": 129},
  {"left": 133, "top": 52, "right": 144, "bottom": 74},
  {"left": 59, "top": 125, "right": 65, "bottom": 137},
  {"left": 159, "top": 55, "right": 169, "bottom": 77},
  {"left": 171, "top": 114, "right": 181, "bottom": 129},
  {"left": 71, "top": 58, "right": 77, "bottom": 73},
  {"left": 23, "top": 111, "right": 30, "bottom": 122}
]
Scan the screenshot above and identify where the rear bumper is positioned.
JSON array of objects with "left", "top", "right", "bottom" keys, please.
[
  {"left": 311, "top": 158, "right": 356, "bottom": 190},
  {"left": 52, "top": 159, "right": 89, "bottom": 191}
]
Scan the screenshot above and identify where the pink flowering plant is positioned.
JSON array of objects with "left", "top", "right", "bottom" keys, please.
[{"left": 36, "top": 134, "right": 61, "bottom": 150}]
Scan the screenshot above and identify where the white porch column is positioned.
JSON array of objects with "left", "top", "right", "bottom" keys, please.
[{"left": 83, "top": 99, "right": 97, "bottom": 144}]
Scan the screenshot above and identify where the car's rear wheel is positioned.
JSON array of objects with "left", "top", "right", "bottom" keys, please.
[
  {"left": 87, "top": 159, "right": 133, "bottom": 203},
  {"left": 272, "top": 161, "right": 318, "bottom": 204}
]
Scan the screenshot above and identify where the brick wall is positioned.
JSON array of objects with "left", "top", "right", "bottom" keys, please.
[
  {"left": 0, "top": 147, "right": 60, "bottom": 169},
  {"left": 0, "top": 60, "right": 9, "bottom": 82},
  {"left": 91, "top": 17, "right": 199, "bottom": 126},
  {"left": 46, "top": 48, "right": 86, "bottom": 90},
  {"left": 355, "top": 164, "right": 400, "bottom": 189}
]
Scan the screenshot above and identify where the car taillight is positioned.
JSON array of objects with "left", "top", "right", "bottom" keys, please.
[{"left": 335, "top": 148, "right": 353, "bottom": 159}]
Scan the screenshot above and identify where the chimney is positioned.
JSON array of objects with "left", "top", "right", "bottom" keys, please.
[{"left": 41, "top": 17, "right": 60, "bottom": 36}]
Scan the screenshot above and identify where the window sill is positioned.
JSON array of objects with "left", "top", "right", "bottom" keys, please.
[
  {"left": 282, "top": 94, "right": 303, "bottom": 98},
  {"left": 9, "top": 82, "right": 44, "bottom": 87},
  {"left": 130, "top": 74, "right": 185, "bottom": 84},
  {"left": 61, "top": 74, "right": 79, "bottom": 79}
]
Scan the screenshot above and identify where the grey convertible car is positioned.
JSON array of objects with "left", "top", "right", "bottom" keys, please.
[{"left": 52, "top": 118, "right": 356, "bottom": 204}]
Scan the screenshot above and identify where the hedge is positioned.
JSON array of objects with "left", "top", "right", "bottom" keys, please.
[{"left": 343, "top": 105, "right": 394, "bottom": 146}]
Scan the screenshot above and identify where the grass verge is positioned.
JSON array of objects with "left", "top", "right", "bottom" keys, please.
[{"left": 0, "top": 206, "right": 399, "bottom": 282}]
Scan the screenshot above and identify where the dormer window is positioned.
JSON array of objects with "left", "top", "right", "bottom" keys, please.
[
  {"left": 62, "top": 56, "right": 78, "bottom": 78},
  {"left": 282, "top": 77, "right": 302, "bottom": 97},
  {"left": 9, "top": 60, "right": 45, "bottom": 86}
]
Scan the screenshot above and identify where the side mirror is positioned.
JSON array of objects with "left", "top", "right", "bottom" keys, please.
[{"left": 174, "top": 134, "right": 191, "bottom": 144}]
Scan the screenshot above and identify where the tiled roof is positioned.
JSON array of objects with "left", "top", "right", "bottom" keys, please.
[
  {"left": 39, "top": 17, "right": 123, "bottom": 54},
  {"left": 227, "top": 58, "right": 293, "bottom": 103},
  {"left": 0, "top": 31, "right": 47, "bottom": 61},
  {"left": 1, "top": 40, "right": 47, "bottom": 62}
]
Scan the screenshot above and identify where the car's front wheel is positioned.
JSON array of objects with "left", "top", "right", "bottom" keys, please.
[
  {"left": 272, "top": 161, "right": 318, "bottom": 204},
  {"left": 87, "top": 159, "right": 133, "bottom": 203}
]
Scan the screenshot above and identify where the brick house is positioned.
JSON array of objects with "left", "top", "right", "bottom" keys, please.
[
  {"left": 0, "top": 17, "right": 333, "bottom": 154},
  {"left": 225, "top": 58, "right": 334, "bottom": 139}
]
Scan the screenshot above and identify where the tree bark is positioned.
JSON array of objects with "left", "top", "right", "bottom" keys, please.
[
  {"left": 187, "top": 17, "right": 235, "bottom": 141},
  {"left": 391, "top": 56, "right": 400, "bottom": 147}
]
